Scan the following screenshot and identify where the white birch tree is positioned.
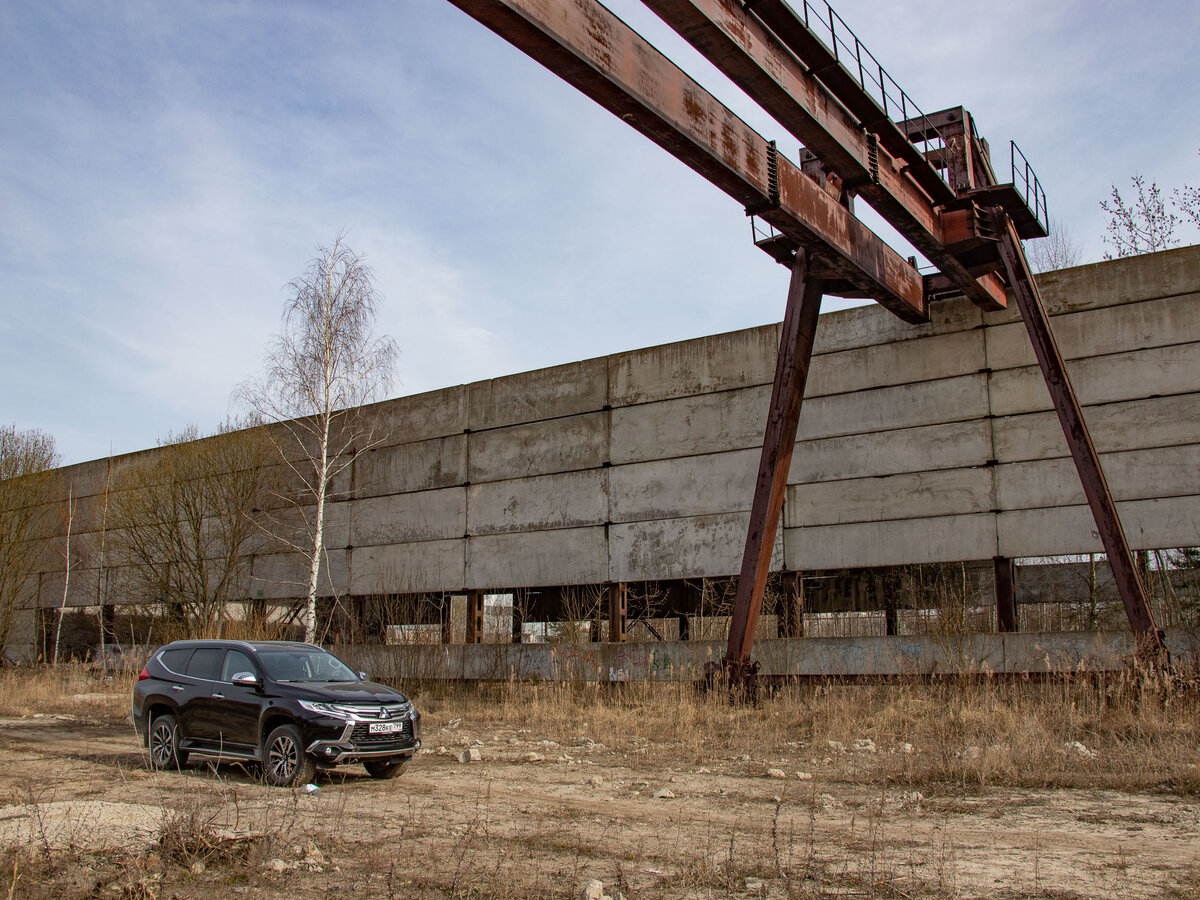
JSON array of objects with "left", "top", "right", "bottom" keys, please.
[{"left": 236, "top": 234, "right": 397, "bottom": 643}]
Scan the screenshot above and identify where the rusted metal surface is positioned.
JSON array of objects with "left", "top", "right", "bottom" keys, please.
[
  {"left": 642, "top": 0, "right": 1006, "bottom": 310},
  {"left": 738, "top": 0, "right": 954, "bottom": 206},
  {"left": 726, "top": 249, "right": 824, "bottom": 678},
  {"left": 607, "top": 582, "right": 628, "bottom": 642},
  {"left": 445, "top": 0, "right": 926, "bottom": 321},
  {"left": 994, "top": 556, "right": 1018, "bottom": 633},
  {"left": 993, "top": 217, "right": 1162, "bottom": 651},
  {"left": 466, "top": 590, "right": 485, "bottom": 644}
]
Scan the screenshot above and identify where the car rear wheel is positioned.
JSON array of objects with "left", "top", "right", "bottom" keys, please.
[
  {"left": 148, "top": 713, "right": 188, "bottom": 771},
  {"left": 263, "top": 724, "right": 316, "bottom": 787},
  {"left": 364, "top": 759, "right": 408, "bottom": 780}
]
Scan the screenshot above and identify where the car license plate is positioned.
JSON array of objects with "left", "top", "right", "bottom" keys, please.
[{"left": 369, "top": 722, "right": 402, "bottom": 735}]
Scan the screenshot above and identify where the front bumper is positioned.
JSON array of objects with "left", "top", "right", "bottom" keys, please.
[{"left": 304, "top": 714, "right": 421, "bottom": 765}]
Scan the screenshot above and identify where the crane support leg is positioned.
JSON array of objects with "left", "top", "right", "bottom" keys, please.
[
  {"left": 994, "top": 220, "right": 1164, "bottom": 659},
  {"left": 724, "top": 249, "right": 825, "bottom": 687}
]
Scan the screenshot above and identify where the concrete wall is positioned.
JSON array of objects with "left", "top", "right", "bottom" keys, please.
[
  {"left": 21, "top": 245, "right": 1200, "bottom": 607},
  {"left": 337, "top": 627, "right": 1200, "bottom": 680}
]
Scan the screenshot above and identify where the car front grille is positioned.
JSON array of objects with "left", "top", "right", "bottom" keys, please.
[{"left": 350, "top": 720, "right": 415, "bottom": 748}]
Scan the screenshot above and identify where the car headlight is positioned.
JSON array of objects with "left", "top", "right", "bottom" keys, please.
[{"left": 297, "top": 700, "right": 352, "bottom": 718}]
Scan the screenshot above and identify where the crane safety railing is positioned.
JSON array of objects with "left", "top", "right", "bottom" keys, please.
[
  {"left": 1010, "top": 141, "right": 1049, "bottom": 235},
  {"left": 789, "top": 0, "right": 950, "bottom": 190}
]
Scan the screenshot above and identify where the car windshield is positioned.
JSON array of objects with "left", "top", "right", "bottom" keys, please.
[{"left": 257, "top": 648, "right": 359, "bottom": 683}]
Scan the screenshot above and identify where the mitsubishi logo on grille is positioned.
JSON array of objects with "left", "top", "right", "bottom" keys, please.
[{"left": 378, "top": 708, "right": 390, "bottom": 719}]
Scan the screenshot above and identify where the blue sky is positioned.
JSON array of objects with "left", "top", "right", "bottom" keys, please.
[{"left": 3, "top": 0, "right": 1197, "bottom": 466}]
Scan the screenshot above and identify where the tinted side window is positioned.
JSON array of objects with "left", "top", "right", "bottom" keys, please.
[
  {"left": 185, "top": 648, "right": 224, "bottom": 680},
  {"left": 220, "top": 650, "right": 257, "bottom": 682},
  {"left": 159, "top": 648, "right": 193, "bottom": 675}
]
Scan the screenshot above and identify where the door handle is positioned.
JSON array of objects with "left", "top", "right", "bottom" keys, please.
[
  {"left": 171, "top": 685, "right": 184, "bottom": 692},
  {"left": 212, "top": 693, "right": 224, "bottom": 699}
]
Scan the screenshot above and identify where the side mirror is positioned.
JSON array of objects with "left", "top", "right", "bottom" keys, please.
[
  {"left": 231, "top": 672, "right": 260, "bottom": 687},
  {"left": 358, "top": 671, "right": 369, "bottom": 681}
]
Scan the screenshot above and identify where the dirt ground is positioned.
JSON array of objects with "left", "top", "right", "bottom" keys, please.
[{"left": 1, "top": 688, "right": 1199, "bottom": 900}]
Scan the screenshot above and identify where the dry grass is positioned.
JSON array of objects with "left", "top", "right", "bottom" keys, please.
[
  {"left": 0, "top": 664, "right": 137, "bottom": 720},
  {"left": 412, "top": 671, "right": 1200, "bottom": 793},
  {"left": 4, "top": 664, "right": 1200, "bottom": 897}
]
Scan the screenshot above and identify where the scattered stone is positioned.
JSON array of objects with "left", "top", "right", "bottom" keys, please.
[
  {"left": 653, "top": 788, "right": 675, "bottom": 799},
  {"left": 580, "top": 878, "right": 605, "bottom": 900},
  {"left": 853, "top": 738, "right": 877, "bottom": 753},
  {"left": 1063, "top": 741, "right": 1097, "bottom": 759},
  {"left": 744, "top": 876, "right": 768, "bottom": 895},
  {"left": 457, "top": 748, "right": 482, "bottom": 763},
  {"left": 264, "top": 859, "right": 293, "bottom": 873},
  {"left": 587, "top": 775, "right": 604, "bottom": 787},
  {"left": 899, "top": 742, "right": 915, "bottom": 755},
  {"left": 540, "top": 740, "right": 561, "bottom": 748},
  {"left": 767, "top": 768, "right": 787, "bottom": 779},
  {"left": 826, "top": 740, "right": 845, "bottom": 752},
  {"left": 795, "top": 772, "right": 813, "bottom": 781},
  {"left": 522, "top": 752, "right": 545, "bottom": 763},
  {"left": 739, "top": 754, "right": 751, "bottom": 761},
  {"left": 817, "top": 793, "right": 838, "bottom": 809},
  {"left": 471, "top": 739, "right": 484, "bottom": 747},
  {"left": 771, "top": 795, "right": 782, "bottom": 804},
  {"left": 437, "top": 746, "right": 448, "bottom": 754},
  {"left": 304, "top": 841, "right": 327, "bottom": 865},
  {"left": 696, "top": 767, "right": 711, "bottom": 774},
  {"left": 447, "top": 718, "right": 462, "bottom": 729}
]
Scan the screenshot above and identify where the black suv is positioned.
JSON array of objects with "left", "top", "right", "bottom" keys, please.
[{"left": 133, "top": 640, "right": 420, "bottom": 786}]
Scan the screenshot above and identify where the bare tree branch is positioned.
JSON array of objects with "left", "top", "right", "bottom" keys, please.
[{"left": 234, "top": 233, "right": 398, "bottom": 642}]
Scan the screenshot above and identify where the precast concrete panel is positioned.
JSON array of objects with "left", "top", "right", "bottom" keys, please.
[
  {"left": 468, "top": 412, "right": 609, "bottom": 483},
  {"left": 468, "top": 357, "right": 608, "bottom": 431},
  {"left": 995, "top": 445, "right": 1200, "bottom": 511},
  {"left": 610, "top": 385, "right": 771, "bottom": 464},
  {"left": 357, "top": 384, "right": 469, "bottom": 445},
  {"left": 988, "top": 343, "right": 1200, "bottom": 416},
  {"left": 984, "top": 292, "right": 1200, "bottom": 370},
  {"left": 608, "top": 449, "right": 759, "bottom": 523},
  {"left": 351, "top": 488, "right": 466, "bottom": 547},
  {"left": 997, "top": 496, "right": 1200, "bottom": 558},
  {"left": 785, "top": 465, "right": 995, "bottom": 527},
  {"left": 250, "top": 549, "right": 348, "bottom": 599},
  {"left": 353, "top": 435, "right": 467, "bottom": 498},
  {"left": 349, "top": 540, "right": 466, "bottom": 595},
  {"left": 983, "top": 244, "right": 1200, "bottom": 323},
  {"left": 610, "top": 511, "right": 783, "bottom": 581},
  {"left": 465, "top": 526, "right": 608, "bottom": 588},
  {"left": 784, "top": 512, "right": 997, "bottom": 569},
  {"left": 466, "top": 469, "right": 608, "bottom": 535},
  {"left": 795, "top": 373, "right": 990, "bottom": 441},
  {"left": 787, "top": 420, "right": 994, "bottom": 484},
  {"left": 805, "top": 329, "right": 986, "bottom": 399},
  {"left": 810, "top": 294, "right": 983, "bottom": 355},
  {"left": 609, "top": 324, "right": 778, "bottom": 406},
  {"left": 991, "top": 394, "right": 1200, "bottom": 463}
]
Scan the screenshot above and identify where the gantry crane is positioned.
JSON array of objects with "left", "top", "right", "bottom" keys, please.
[{"left": 444, "top": 0, "right": 1164, "bottom": 684}]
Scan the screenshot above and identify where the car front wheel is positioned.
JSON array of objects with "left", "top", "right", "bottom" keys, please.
[
  {"left": 263, "top": 724, "right": 317, "bottom": 787},
  {"left": 364, "top": 759, "right": 408, "bottom": 780},
  {"left": 148, "top": 713, "right": 188, "bottom": 771}
]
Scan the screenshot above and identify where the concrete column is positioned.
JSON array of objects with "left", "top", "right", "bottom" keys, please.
[
  {"left": 465, "top": 591, "right": 485, "bottom": 644},
  {"left": 440, "top": 595, "right": 453, "bottom": 644},
  {"left": 995, "top": 557, "right": 1018, "bottom": 632},
  {"left": 511, "top": 590, "right": 524, "bottom": 644},
  {"left": 607, "top": 583, "right": 627, "bottom": 642}
]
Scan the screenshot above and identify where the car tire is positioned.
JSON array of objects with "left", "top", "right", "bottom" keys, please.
[
  {"left": 148, "top": 713, "right": 188, "bottom": 771},
  {"left": 364, "top": 759, "right": 408, "bottom": 780},
  {"left": 263, "top": 724, "right": 317, "bottom": 787}
]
